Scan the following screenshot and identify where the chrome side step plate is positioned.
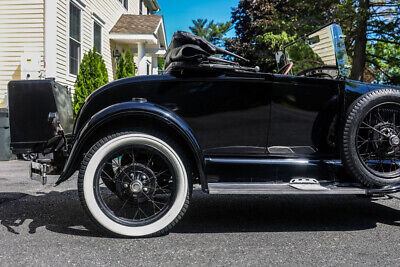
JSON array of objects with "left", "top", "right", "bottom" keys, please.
[
  {"left": 288, "top": 178, "right": 329, "bottom": 191},
  {"left": 208, "top": 182, "right": 367, "bottom": 195}
]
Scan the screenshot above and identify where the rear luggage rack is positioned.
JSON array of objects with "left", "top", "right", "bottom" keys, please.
[{"left": 8, "top": 79, "right": 73, "bottom": 154}]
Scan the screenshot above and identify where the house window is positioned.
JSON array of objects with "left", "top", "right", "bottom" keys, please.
[
  {"left": 69, "top": 2, "right": 81, "bottom": 75},
  {"left": 139, "top": 0, "right": 143, "bottom": 14},
  {"left": 118, "top": 0, "right": 128, "bottom": 9},
  {"left": 93, "top": 22, "right": 102, "bottom": 53}
]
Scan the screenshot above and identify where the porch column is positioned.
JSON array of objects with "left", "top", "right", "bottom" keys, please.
[
  {"left": 152, "top": 57, "right": 158, "bottom": 75},
  {"left": 137, "top": 42, "right": 146, "bottom": 75}
]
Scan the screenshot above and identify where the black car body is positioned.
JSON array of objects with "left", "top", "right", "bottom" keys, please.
[{"left": 7, "top": 24, "right": 400, "bottom": 237}]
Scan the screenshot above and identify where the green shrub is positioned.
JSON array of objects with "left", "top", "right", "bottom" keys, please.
[
  {"left": 125, "top": 49, "right": 135, "bottom": 77},
  {"left": 158, "top": 57, "right": 165, "bottom": 73},
  {"left": 116, "top": 53, "right": 127, "bottom": 79},
  {"left": 73, "top": 48, "right": 108, "bottom": 115},
  {"left": 116, "top": 49, "right": 135, "bottom": 80}
]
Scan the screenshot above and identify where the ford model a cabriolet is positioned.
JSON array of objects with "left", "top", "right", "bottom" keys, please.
[{"left": 7, "top": 24, "right": 400, "bottom": 237}]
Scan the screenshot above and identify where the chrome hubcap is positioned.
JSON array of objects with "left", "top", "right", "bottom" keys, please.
[{"left": 130, "top": 180, "right": 143, "bottom": 194}]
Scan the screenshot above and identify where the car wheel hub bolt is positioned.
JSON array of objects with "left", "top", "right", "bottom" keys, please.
[{"left": 389, "top": 135, "right": 400, "bottom": 146}]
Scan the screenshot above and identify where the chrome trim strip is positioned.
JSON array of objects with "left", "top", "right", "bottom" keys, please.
[
  {"left": 205, "top": 157, "right": 314, "bottom": 165},
  {"left": 208, "top": 182, "right": 366, "bottom": 195}
]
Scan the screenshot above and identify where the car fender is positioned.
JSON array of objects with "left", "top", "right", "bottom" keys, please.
[{"left": 56, "top": 101, "right": 207, "bottom": 191}]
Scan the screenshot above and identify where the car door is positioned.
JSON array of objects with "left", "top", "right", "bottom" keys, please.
[
  {"left": 268, "top": 75, "right": 341, "bottom": 155},
  {"left": 175, "top": 75, "right": 271, "bottom": 156}
]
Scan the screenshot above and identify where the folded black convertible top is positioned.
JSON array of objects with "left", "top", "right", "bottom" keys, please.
[{"left": 164, "top": 31, "right": 258, "bottom": 76}]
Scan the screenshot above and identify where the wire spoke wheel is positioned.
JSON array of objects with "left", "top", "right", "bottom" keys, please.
[
  {"left": 79, "top": 132, "right": 190, "bottom": 237},
  {"left": 95, "top": 144, "right": 177, "bottom": 226},
  {"left": 356, "top": 103, "right": 400, "bottom": 178}
]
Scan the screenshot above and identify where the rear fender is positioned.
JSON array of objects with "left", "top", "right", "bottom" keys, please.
[{"left": 56, "top": 102, "right": 207, "bottom": 192}]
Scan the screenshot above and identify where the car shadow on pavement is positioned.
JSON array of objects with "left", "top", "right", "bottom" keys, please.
[
  {"left": 0, "top": 190, "right": 400, "bottom": 237},
  {"left": 0, "top": 190, "right": 101, "bottom": 237},
  {"left": 173, "top": 191, "right": 400, "bottom": 234}
]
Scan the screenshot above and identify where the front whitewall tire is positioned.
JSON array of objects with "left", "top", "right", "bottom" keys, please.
[{"left": 78, "top": 133, "right": 190, "bottom": 237}]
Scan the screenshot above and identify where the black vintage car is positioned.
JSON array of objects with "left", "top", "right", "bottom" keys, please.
[{"left": 7, "top": 24, "right": 400, "bottom": 237}]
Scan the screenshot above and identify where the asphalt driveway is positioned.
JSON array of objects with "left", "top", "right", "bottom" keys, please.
[{"left": 1, "top": 160, "right": 400, "bottom": 266}]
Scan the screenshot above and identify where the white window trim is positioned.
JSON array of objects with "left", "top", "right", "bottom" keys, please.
[
  {"left": 71, "top": 0, "right": 85, "bottom": 10},
  {"left": 92, "top": 13, "right": 105, "bottom": 26},
  {"left": 68, "top": 1, "right": 83, "bottom": 78}
]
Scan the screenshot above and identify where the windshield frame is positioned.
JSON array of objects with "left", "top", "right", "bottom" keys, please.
[{"left": 276, "top": 23, "right": 350, "bottom": 78}]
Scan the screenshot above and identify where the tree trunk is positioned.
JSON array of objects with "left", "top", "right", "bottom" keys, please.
[{"left": 350, "top": 0, "right": 369, "bottom": 81}]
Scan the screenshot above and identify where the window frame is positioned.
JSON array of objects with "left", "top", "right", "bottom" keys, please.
[
  {"left": 93, "top": 21, "right": 102, "bottom": 54},
  {"left": 139, "top": 0, "right": 143, "bottom": 15},
  {"left": 69, "top": 1, "right": 82, "bottom": 76},
  {"left": 146, "top": 61, "right": 152, "bottom": 75},
  {"left": 118, "top": 0, "right": 128, "bottom": 10}
]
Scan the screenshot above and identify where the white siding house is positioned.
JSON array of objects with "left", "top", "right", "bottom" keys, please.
[
  {"left": 0, "top": 0, "right": 167, "bottom": 108},
  {"left": 0, "top": 0, "right": 45, "bottom": 107}
]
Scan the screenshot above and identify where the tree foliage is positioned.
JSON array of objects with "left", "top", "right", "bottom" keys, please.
[
  {"left": 189, "top": 18, "right": 233, "bottom": 46},
  {"left": 226, "top": 0, "right": 337, "bottom": 71},
  {"left": 227, "top": 0, "right": 400, "bottom": 84},
  {"left": 335, "top": 0, "right": 400, "bottom": 83},
  {"left": 73, "top": 48, "right": 108, "bottom": 115},
  {"left": 116, "top": 49, "right": 135, "bottom": 80}
]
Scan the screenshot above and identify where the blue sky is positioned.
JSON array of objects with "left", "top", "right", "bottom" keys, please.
[{"left": 156, "top": 0, "right": 239, "bottom": 44}]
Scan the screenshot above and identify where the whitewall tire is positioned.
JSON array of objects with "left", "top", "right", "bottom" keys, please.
[{"left": 77, "top": 132, "right": 191, "bottom": 237}]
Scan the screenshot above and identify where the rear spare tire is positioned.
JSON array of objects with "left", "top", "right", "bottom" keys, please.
[{"left": 342, "top": 89, "right": 400, "bottom": 187}]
